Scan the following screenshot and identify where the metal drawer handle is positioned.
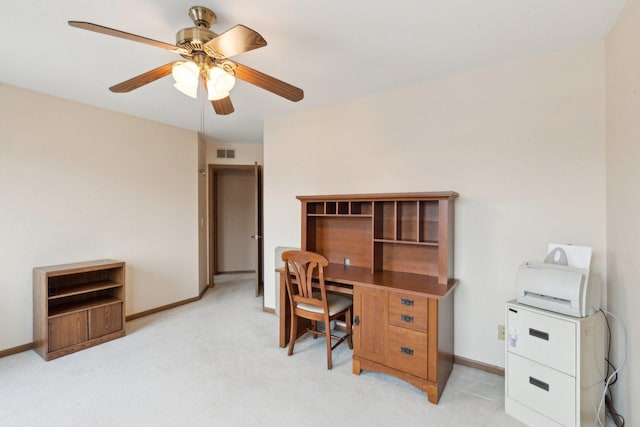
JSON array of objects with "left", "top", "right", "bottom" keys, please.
[
  {"left": 401, "top": 298, "right": 414, "bottom": 306},
  {"left": 400, "top": 314, "right": 414, "bottom": 323},
  {"left": 400, "top": 346, "right": 414, "bottom": 356},
  {"left": 529, "top": 376, "right": 550, "bottom": 392},
  {"left": 529, "top": 328, "right": 549, "bottom": 341}
]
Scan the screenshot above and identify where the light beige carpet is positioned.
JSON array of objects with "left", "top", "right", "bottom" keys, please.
[{"left": 0, "top": 273, "right": 524, "bottom": 426}]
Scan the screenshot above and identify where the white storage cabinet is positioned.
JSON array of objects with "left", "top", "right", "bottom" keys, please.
[{"left": 505, "top": 301, "right": 605, "bottom": 426}]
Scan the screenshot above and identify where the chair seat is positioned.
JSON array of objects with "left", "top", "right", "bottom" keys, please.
[{"left": 296, "top": 293, "right": 352, "bottom": 316}]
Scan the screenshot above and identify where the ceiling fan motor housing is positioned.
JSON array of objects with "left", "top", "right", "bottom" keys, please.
[
  {"left": 176, "top": 6, "right": 219, "bottom": 55},
  {"left": 176, "top": 27, "right": 216, "bottom": 53}
]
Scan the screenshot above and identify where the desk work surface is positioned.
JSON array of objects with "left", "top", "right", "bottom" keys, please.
[{"left": 278, "top": 263, "right": 458, "bottom": 299}]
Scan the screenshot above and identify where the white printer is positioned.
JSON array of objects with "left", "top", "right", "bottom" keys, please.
[{"left": 515, "top": 244, "right": 600, "bottom": 317}]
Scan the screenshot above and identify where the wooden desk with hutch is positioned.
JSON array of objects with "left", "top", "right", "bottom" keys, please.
[{"left": 278, "top": 192, "right": 458, "bottom": 404}]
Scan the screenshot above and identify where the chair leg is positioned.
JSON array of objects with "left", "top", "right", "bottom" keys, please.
[
  {"left": 324, "top": 315, "right": 333, "bottom": 370},
  {"left": 288, "top": 312, "right": 297, "bottom": 356},
  {"left": 346, "top": 307, "right": 353, "bottom": 349},
  {"left": 311, "top": 320, "right": 318, "bottom": 339}
]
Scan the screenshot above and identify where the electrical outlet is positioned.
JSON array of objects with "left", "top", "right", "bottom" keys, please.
[{"left": 498, "top": 324, "right": 505, "bottom": 340}]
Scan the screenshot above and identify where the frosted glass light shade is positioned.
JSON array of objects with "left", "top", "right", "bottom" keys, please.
[
  {"left": 173, "top": 82, "right": 198, "bottom": 98},
  {"left": 172, "top": 61, "right": 199, "bottom": 84},
  {"left": 207, "top": 87, "right": 229, "bottom": 101},
  {"left": 208, "top": 67, "right": 236, "bottom": 93},
  {"left": 172, "top": 62, "right": 199, "bottom": 98}
]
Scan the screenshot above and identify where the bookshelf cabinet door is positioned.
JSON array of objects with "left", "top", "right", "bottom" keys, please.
[
  {"left": 89, "top": 303, "right": 123, "bottom": 339},
  {"left": 48, "top": 312, "right": 88, "bottom": 352}
]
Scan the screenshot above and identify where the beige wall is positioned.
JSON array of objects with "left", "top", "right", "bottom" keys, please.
[
  {"left": 263, "top": 43, "right": 607, "bottom": 368},
  {"left": 606, "top": 0, "right": 640, "bottom": 420},
  {"left": 0, "top": 84, "right": 200, "bottom": 351}
]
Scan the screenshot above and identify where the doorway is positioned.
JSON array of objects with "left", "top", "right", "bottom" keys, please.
[{"left": 209, "top": 164, "right": 264, "bottom": 301}]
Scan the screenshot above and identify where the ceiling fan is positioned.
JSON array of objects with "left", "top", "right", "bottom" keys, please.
[{"left": 68, "top": 5, "right": 304, "bottom": 115}]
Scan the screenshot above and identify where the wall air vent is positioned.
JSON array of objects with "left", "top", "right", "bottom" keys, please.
[{"left": 216, "top": 149, "right": 236, "bottom": 159}]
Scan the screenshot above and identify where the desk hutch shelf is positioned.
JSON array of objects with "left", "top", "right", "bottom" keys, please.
[
  {"left": 301, "top": 193, "right": 454, "bottom": 281},
  {"left": 33, "top": 259, "right": 126, "bottom": 361},
  {"left": 292, "top": 191, "right": 459, "bottom": 403}
]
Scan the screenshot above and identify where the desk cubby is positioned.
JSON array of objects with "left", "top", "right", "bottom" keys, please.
[
  {"left": 374, "top": 200, "right": 440, "bottom": 244},
  {"left": 33, "top": 259, "right": 126, "bottom": 360},
  {"left": 306, "top": 200, "right": 373, "bottom": 217}
]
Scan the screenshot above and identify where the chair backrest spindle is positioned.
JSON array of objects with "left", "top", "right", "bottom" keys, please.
[{"left": 283, "top": 251, "right": 329, "bottom": 308}]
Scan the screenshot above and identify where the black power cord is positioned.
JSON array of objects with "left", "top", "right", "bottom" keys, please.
[{"left": 600, "top": 308, "right": 625, "bottom": 426}]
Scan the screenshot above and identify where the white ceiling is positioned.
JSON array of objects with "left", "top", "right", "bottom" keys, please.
[{"left": 0, "top": 1, "right": 627, "bottom": 143}]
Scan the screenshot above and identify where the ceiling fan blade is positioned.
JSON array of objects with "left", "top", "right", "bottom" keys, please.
[
  {"left": 109, "top": 62, "right": 178, "bottom": 93},
  {"left": 203, "top": 25, "right": 267, "bottom": 58},
  {"left": 68, "top": 21, "right": 190, "bottom": 55},
  {"left": 233, "top": 62, "right": 304, "bottom": 102},
  {"left": 211, "top": 96, "right": 235, "bottom": 115}
]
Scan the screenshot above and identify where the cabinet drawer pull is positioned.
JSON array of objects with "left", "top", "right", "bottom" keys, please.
[
  {"left": 401, "top": 298, "right": 414, "bottom": 306},
  {"left": 400, "top": 314, "right": 414, "bottom": 323},
  {"left": 400, "top": 346, "right": 414, "bottom": 356},
  {"left": 529, "top": 328, "right": 549, "bottom": 341},
  {"left": 529, "top": 376, "right": 550, "bottom": 392}
]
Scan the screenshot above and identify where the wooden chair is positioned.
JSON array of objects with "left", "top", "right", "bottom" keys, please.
[{"left": 282, "top": 250, "right": 353, "bottom": 369}]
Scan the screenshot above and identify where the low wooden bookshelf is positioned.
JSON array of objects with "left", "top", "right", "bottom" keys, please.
[{"left": 33, "top": 259, "right": 126, "bottom": 361}]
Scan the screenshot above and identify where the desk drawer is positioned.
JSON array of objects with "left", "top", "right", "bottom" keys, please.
[
  {"left": 507, "top": 305, "right": 576, "bottom": 376},
  {"left": 507, "top": 352, "right": 576, "bottom": 427},
  {"left": 388, "top": 293, "right": 428, "bottom": 332},
  {"left": 386, "top": 325, "right": 428, "bottom": 378}
]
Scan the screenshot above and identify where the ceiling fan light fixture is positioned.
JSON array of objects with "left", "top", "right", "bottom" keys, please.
[
  {"left": 172, "top": 61, "right": 199, "bottom": 82},
  {"left": 172, "top": 61, "right": 200, "bottom": 98},
  {"left": 207, "top": 84, "right": 229, "bottom": 101},
  {"left": 208, "top": 67, "right": 236, "bottom": 93},
  {"left": 173, "top": 81, "right": 199, "bottom": 98},
  {"left": 207, "top": 89, "right": 230, "bottom": 101}
]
